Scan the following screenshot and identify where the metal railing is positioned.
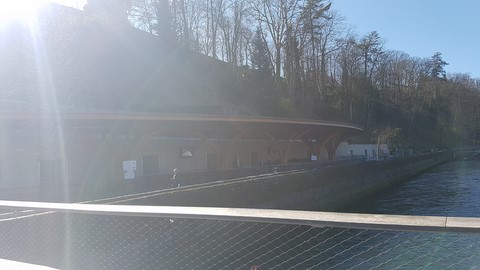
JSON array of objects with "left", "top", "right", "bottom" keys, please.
[{"left": 0, "top": 200, "right": 479, "bottom": 269}]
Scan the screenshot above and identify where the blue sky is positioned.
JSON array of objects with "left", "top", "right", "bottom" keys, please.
[{"left": 332, "top": 0, "right": 480, "bottom": 78}]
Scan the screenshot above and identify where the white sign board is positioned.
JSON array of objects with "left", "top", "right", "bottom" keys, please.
[
  {"left": 311, "top": 155, "right": 317, "bottom": 161},
  {"left": 123, "top": 160, "right": 137, "bottom": 180},
  {"left": 123, "top": 171, "right": 135, "bottom": 180},
  {"left": 123, "top": 160, "right": 137, "bottom": 171}
]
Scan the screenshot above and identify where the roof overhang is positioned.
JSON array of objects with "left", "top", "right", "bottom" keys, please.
[{"left": 0, "top": 112, "right": 364, "bottom": 141}]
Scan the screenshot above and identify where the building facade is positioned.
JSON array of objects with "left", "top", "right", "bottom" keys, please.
[{"left": 0, "top": 112, "right": 363, "bottom": 194}]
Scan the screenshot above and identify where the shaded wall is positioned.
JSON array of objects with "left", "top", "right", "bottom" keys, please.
[
  {"left": 121, "top": 152, "right": 452, "bottom": 211},
  {"left": 0, "top": 130, "right": 316, "bottom": 201}
]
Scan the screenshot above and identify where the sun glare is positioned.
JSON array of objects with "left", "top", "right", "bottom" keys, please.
[{"left": 0, "top": 0, "right": 46, "bottom": 25}]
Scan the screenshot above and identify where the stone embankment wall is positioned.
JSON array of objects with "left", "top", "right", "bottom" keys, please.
[{"left": 119, "top": 152, "right": 453, "bottom": 211}]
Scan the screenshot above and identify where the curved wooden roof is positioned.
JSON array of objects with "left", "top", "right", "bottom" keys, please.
[{"left": 0, "top": 112, "right": 363, "bottom": 140}]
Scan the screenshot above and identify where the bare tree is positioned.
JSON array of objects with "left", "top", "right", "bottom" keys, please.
[
  {"left": 316, "top": 10, "right": 344, "bottom": 98},
  {"left": 251, "top": 0, "right": 299, "bottom": 83},
  {"left": 357, "top": 31, "right": 384, "bottom": 80},
  {"left": 298, "top": 0, "right": 331, "bottom": 99},
  {"left": 130, "top": 0, "right": 157, "bottom": 33}
]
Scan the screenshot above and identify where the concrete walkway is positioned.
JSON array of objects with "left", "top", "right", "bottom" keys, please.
[{"left": 0, "top": 259, "right": 58, "bottom": 270}]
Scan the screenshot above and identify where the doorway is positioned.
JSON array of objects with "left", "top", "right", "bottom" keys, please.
[
  {"left": 39, "top": 160, "right": 62, "bottom": 182},
  {"left": 142, "top": 155, "right": 160, "bottom": 176},
  {"left": 206, "top": 153, "right": 218, "bottom": 170},
  {"left": 250, "top": 152, "right": 259, "bottom": 167}
]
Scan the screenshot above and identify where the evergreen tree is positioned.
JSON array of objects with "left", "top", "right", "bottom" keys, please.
[
  {"left": 152, "top": 0, "right": 176, "bottom": 44},
  {"left": 429, "top": 52, "right": 449, "bottom": 79},
  {"left": 250, "top": 28, "right": 272, "bottom": 74}
]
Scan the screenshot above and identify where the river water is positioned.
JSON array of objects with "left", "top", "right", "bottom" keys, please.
[{"left": 347, "top": 160, "right": 480, "bottom": 216}]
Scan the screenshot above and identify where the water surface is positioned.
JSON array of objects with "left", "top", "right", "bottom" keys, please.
[{"left": 348, "top": 160, "right": 480, "bottom": 217}]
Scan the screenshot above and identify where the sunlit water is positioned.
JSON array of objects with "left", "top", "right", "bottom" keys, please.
[{"left": 347, "top": 160, "right": 480, "bottom": 217}]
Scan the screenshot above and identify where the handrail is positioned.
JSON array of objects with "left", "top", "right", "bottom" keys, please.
[{"left": 0, "top": 200, "right": 479, "bottom": 233}]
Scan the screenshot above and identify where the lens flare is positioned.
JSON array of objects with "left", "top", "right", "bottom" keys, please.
[{"left": 0, "top": 0, "right": 47, "bottom": 26}]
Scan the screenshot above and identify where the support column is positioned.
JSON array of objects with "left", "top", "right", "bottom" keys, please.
[
  {"left": 302, "top": 133, "right": 329, "bottom": 161},
  {"left": 283, "top": 130, "right": 311, "bottom": 163},
  {"left": 263, "top": 131, "right": 287, "bottom": 164},
  {"left": 322, "top": 130, "right": 351, "bottom": 160}
]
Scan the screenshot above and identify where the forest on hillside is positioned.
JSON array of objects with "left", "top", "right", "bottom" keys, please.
[
  {"left": 119, "top": 0, "right": 480, "bottom": 150},
  {"left": 11, "top": 0, "right": 480, "bottom": 151}
]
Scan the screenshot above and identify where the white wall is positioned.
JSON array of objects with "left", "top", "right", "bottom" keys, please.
[{"left": 336, "top": 142, "right": 389, "bottom": 159}]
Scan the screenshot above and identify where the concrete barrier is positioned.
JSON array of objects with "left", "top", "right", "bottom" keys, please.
[
  {"left": 74, "top": 158, "right": 366, "bottom": 201},
  {"left": 118, "top": 152, "right": 452, "bottom": 211}
]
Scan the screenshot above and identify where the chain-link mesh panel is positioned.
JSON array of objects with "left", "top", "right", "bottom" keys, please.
[{"left": 0, "top": 210, "right": 479, "bottom": 269}]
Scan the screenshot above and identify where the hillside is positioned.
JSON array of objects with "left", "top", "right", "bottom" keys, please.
[{"left": 0, "top": 2, "right": 282, "bottom": 116}]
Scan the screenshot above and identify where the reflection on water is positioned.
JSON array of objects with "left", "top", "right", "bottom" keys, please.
[{"left": 347, "top": 160, "right": 480, "bottom": 217}]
